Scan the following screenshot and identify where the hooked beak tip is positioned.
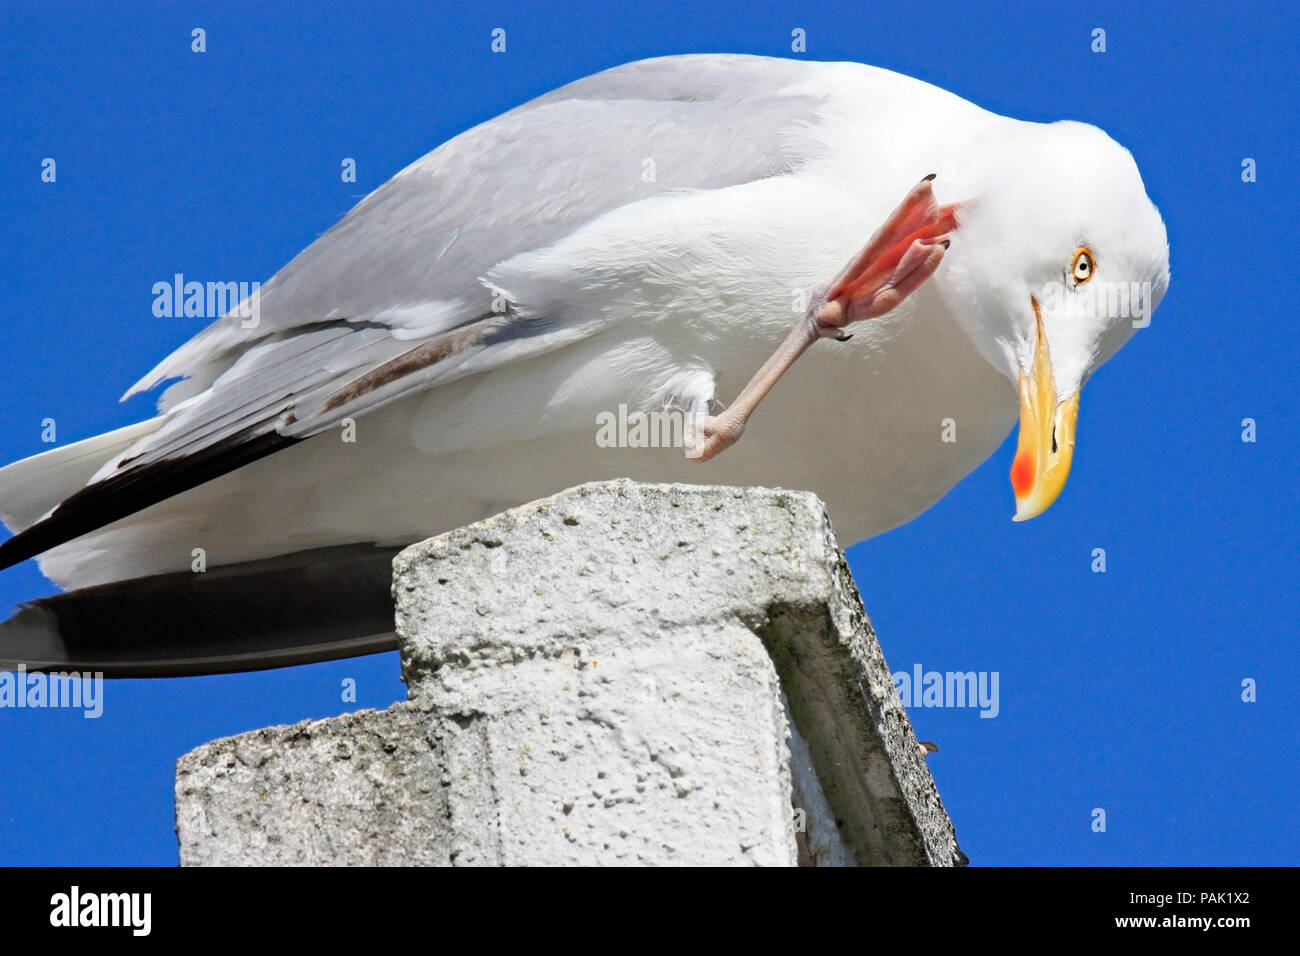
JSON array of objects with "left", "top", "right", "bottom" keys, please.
[{"left": 1011, "top": 298, "right": 1080, "bottom": 521}]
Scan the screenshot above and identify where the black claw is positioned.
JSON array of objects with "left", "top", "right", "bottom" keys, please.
[
  {"left": 940, "top": 239, "right": 950, "bottom": 249},
  {"left": 836, "top": 332, "right": 854, "bottom": 343},
  {"left": 922, "top": 172, "right": 937, "bottom": 182}
]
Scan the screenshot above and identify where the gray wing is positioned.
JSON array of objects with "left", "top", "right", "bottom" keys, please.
[
  {"left": 0, "top": 54, "right": 831, "bottom": 570},
  {"left": 127, "top": 53, "right": 825, "bottom": 408}
]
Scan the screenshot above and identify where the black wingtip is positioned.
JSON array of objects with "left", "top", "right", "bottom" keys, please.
[{"left": 0, "top": 429, "right": 298, "bottom": 573}]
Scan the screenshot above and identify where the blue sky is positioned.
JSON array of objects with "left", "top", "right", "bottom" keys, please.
[{"left": 0, "top": 1, "right": 1294, "bottom": 865}]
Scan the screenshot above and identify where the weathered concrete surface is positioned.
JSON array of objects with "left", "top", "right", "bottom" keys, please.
[
  {"left": 176, "top": 480, "right": 964, "bottom": 866},
  {"left": 176, "top": 703, "right": 443, "bottom": 866}
]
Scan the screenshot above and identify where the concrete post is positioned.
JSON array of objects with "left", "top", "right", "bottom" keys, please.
[{"left": 175, "top": 480, "right": 964, "bottom": 866}]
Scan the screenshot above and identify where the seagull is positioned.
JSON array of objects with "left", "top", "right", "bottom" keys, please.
[{"left": 0, "top": 54, "right": 1170, "bottom": 674}]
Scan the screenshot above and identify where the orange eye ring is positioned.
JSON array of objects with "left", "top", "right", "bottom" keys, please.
[{"left": 1071, "top": 247, "right": 1096, "bottom": 284}]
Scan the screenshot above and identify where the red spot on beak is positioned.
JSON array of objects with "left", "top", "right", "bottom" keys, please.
[{"left": 1010, "top": 452, "right": 1035, "bottom": 498}]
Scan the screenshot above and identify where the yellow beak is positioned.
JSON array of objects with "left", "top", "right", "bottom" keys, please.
[{"left": 1010, "top": 300, "right": 1081, "bottom": 521}]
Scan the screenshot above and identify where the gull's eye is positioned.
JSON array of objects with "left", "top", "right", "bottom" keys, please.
[{"left": 1071, "top": 248, "right": 1095, "bottom": 284}]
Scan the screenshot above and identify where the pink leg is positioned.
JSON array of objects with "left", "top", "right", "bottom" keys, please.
[{"left": 686, "top": 176, "right": 961, "bottom": 461}]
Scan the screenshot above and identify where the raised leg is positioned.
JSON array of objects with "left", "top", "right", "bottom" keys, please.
[{"left": 686, "top": 176, "right": 960, "bottom": 461}]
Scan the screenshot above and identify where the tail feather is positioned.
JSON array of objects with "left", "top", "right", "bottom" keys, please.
[{"left": 0, "top": 544, "right": 401, "bottom": 677}]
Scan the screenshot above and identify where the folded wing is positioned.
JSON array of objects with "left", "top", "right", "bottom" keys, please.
[{"left": 0, "top": 53, "right": 828, "bottom": 572}]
